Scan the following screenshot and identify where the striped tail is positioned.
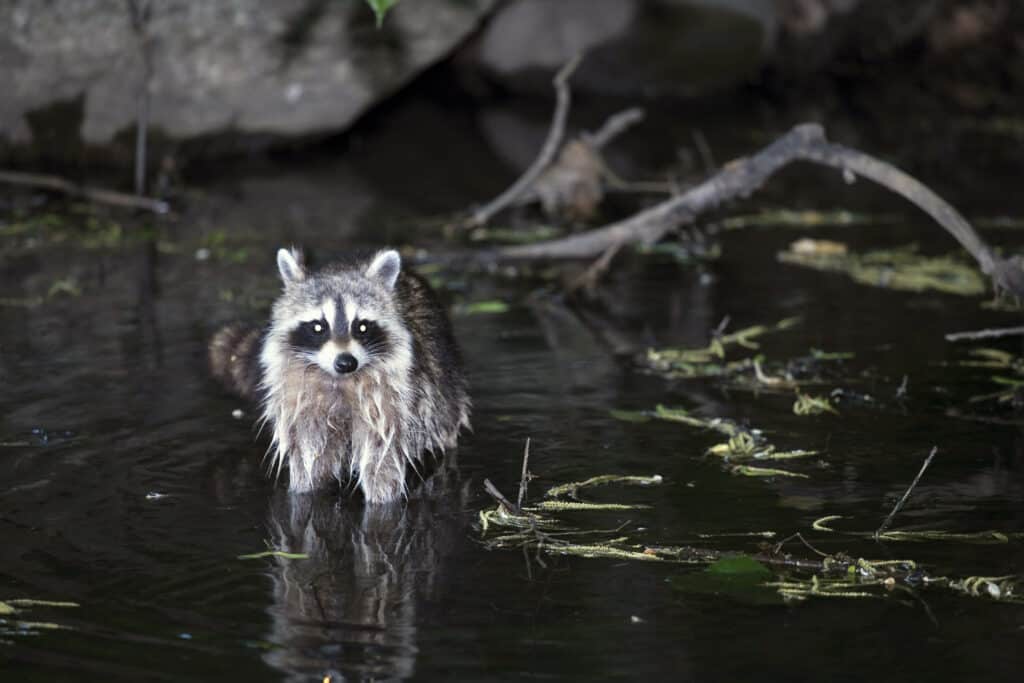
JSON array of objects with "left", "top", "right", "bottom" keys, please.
[{"left": 208, "top": 323, "right": 265, "bottom": 402}]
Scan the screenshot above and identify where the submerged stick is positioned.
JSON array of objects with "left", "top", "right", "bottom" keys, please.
[
  {"left": 0, "top": 170, "right": 169, "bottom": 214},
  {"left": 466, "top": 55, "right": 582, "bottom": 228},
  {"left": 875, "top": 447, "right": 938, "bottom": 539},
  {"left": 495, "top": 124, "right": 1022, "bottom": 297}
]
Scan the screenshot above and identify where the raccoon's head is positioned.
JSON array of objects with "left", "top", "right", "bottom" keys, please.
[{"left": 262, "top": 247, "right": 411, "bottom": 385}]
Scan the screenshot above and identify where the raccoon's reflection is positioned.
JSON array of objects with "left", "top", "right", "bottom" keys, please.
[{"left": 263, "top": 479, "right": 467, "bottom": 681}]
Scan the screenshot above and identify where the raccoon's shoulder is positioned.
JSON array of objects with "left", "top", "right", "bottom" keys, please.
[
  {"left": 394, "top": 268, "right": 464, "bottom": 376},
  {"left": 394, "top": 269, "right": 449, "bottom": 326}
]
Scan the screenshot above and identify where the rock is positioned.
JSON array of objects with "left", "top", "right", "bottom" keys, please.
[
  {"left": 0, "top": 0, "right": 494, "bottom": 164},
  {"left": 467, "top": 0, "right": 777, "bottom": 96}
]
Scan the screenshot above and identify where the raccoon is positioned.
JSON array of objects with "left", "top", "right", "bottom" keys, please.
[{"left": 209, "top": 247, "right": 471, "bottom": 504}]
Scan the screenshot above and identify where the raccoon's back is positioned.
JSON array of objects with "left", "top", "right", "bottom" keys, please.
[{"left": 208, "top": 323, "right": 265, "bottom": 402}]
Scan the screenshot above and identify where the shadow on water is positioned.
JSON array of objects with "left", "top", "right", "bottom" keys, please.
[{"left": 2, "top": 85, "right": 1024, "bottom": 681}]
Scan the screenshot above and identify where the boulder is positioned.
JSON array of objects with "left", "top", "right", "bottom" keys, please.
[
  {"left": 467, "top": 0, "right": 777, "bottom": 96},
  {"left": 0, "top": 0, "right": 494, "bottom": 164}
]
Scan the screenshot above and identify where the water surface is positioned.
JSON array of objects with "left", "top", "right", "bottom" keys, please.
[{"left": 2, "top": 90, "right": 1023, "bottom": 681}]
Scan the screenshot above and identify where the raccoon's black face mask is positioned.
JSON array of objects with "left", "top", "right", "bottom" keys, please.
[{"left": 266, "top": 248, "right": 411, "bottom": 381}]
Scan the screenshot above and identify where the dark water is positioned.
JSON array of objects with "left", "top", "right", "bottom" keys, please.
[{"left": 2, "top": 90, "right": 1024, "bottom": 682}]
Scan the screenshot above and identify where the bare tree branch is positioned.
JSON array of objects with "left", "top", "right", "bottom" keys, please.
[
  {"left": 465, "top": 55, "right": 582, "bottom": 228},
  {"left": 584, "top": 107, "right": 645, "bottom": 149},
  {"left": 495, "top": 123, "right": 1022, "bottom": 297},
  {"left": 0, "top": 170, "right": 170, "bottom": 214}
]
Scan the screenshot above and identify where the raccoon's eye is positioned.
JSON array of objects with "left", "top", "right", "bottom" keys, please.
[
  {"left": 304, "top": 320, "right": 329, "bottom": 337},
  {"left": 352, "top": 319, "right": 373, "bottom": 339},
  {"left": 290, "top": 319, "right": 330, "bottom": 350}
]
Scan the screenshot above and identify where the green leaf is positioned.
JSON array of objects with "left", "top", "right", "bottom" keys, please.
[
  {"left": 670, "top": 556, "right": 779, "bottom": 605},
  {"left": 609, "top": 409, "right": 652, "bottom": 423},
  {"left": 365, "top": 0, "right": 400, "bottom": 27},
  {"left": 706, "top": 555, "right": 772, "bottom": 578},
  {"left": 457, "top": 300, "right": 510, "bottom": 316}
]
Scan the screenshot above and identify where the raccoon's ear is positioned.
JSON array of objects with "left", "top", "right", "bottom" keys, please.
[
  {"left": 365, "top": 249, "right": 401, "bottom": 290},
  {"left": 276, "top": 247, "right": 306, "bottom": 287}
]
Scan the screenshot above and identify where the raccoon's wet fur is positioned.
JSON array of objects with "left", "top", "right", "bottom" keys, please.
[{"left": 209, "top": 247, "right": 470, "bottom": 504}]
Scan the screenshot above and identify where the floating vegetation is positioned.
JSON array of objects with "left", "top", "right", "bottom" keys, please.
[
  {"left": 954, "top": 348, "right": 1024, "bottom": 406},
  {"left": 545, "top": 542, "right": 666, "bottom": 562},
  {"left": 643, "top": 317, "right": 800, "bottom": 380},
  {"left": 792, "top": 392, "right": 839, "bottom": 416},
  {"left": 634, "top": 240, "right": 721, "bottom": 264},
  {"left": 47, "top": 277, "right": 82, "bottom": 298},
  {"left": 615, "top": 404, "right": 817, "bottom": 476},
  {"left": 0, "top": 209, "right": 137, "bottom": 250},
  {"left": 547, "top": 474, "right": 663, "bottom": 499},
  {"left": 778, "top": 242, "right": 986, "bottom": 296},
  {"left": 958, "top": 347, "right": 1021, "bottom": 370},
  {"left": 479, "top": 461, "right": 1024, "bottom": 605},
  {"left": 962, "top": 116, "right": 1024, "bottom": 140},
  {"left": 809, "top": 348, "right": 855, "bottom": 361},
  {"left": 0, "top": 277, "right": 85, "bottom": 308},
  {"left": 642, "top": 327, "right": 860, "bottom": 399},
  {"left": 649, "top": 404, "right": 745, "bottom": 437},
  {"left": 973, "top": 216, "right": 1024, "bottom": 231},
  {"left": 949, "top": 576, "right": 1019, "bottom": 600},
  {"left": 198, "top": 230, "right": 251, "bottom": 264},
  {"left": 608, "top": 408, "right": 653, "bottom": 424},
  {"left": 717, "top": 209, "right": 897, "bottom": 231},
  {"left": 0, "top": 296, "right": 45, "bottom": 309},
  {"left": 455, "top": 299, "right": 511, "bottom": 316},
  {"left": 0, "top": 597, "right": 80, "bottom": 642},
  {"left": 534, "top": 500, "right": 648, "bottom": 512},
  {"left": 730, "top": 464, "right": 810, "bottom": 479},
  {"left": 876, "top": 530, "right": 1023, "bottom": 544}
]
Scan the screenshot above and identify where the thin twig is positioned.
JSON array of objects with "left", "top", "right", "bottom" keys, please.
[
  {"left": 466, "top": 54, "right": 582, "bottom": 228},
  {"left": 691, "top": 129, "right": 715, "bottom": 173},
  {"left": 494, "top": 123, "right": 1022, "bottom": 297},
  {"left": 875, "top": 447, "right": 938, "bottom": 539},
  {"left": 773, "top": 531, "right": 829, "bottom": 558},
  {"left": 517, "top": 438, "right": 532, "bottom": 510},
  {"left": 585, "top": 107, "right": 645, "bottom": 149},
  {"left": 0, "top": 170, "right": 169, "bottom": 214},
  {"left": 945, "top": 326, "right": 1024, "bottom": 342}
]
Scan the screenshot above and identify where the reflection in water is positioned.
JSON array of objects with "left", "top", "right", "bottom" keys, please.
[{"left": 262, "top": 473, "right": 467, "bottom": 681}]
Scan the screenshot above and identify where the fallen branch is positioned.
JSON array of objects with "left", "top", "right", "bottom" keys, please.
[
  {"left": 946, "top": 326, "right": 1024, "bottom": 342},
  {"left": 465, "top": 55, "right": 581, "bottom": 228},
  {"left": 875, "top": 446, "right": 938, "bottom": 539},
  {"left": 0, "top": 170, "right": 169, "bottom": 214},
  {"left": 494, "top": 123, "right": 1023, "bottom": 297}
]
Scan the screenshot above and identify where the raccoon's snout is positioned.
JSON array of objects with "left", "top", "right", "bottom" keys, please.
[{"left": 334, "top": 352, "right": 358, "bottom": 374}]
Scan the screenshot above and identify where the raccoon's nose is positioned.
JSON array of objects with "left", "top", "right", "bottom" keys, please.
[{"left": 334, "top": 352, "right": 358, "bottom": 374}]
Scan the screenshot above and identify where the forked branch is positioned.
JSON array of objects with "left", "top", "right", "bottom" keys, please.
[{"left": 495, "top": 123, "right": 1023, "bottom": 297}]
